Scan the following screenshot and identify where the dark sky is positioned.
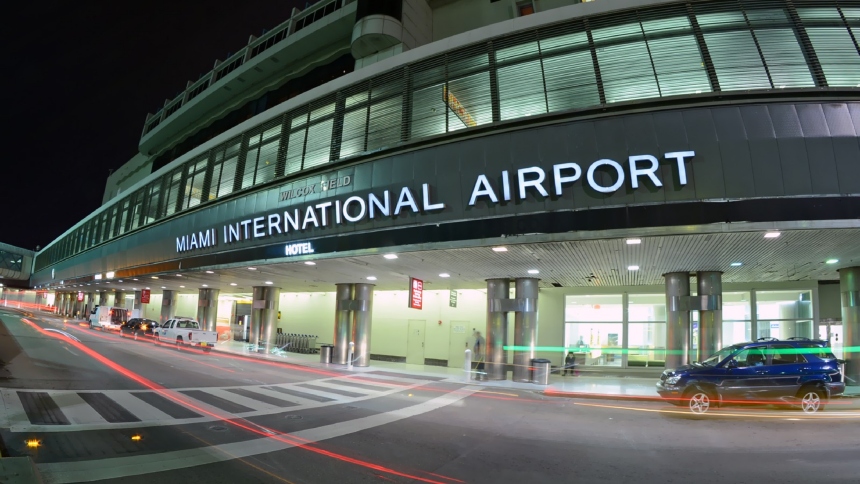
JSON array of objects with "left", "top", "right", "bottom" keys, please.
[{"left": 2, "top": 0, "right": 307, "bottom": 251}]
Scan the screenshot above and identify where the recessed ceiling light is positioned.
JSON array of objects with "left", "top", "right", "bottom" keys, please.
[
  {"left": 764, "top": 231, "right": 780, "bottom": 238},
  {"left": 106, "top": 271, "right": 115, "bottom": 279},
  {"left": 248, "top": 267, "right": 257, "bottom": 271},
  {"left": 367, "top": 276, "right": 377, "bottom": 281},
  {"left": 384, "top": 254, "right": 398, "bottom": 260},
  {"left": 528, "top": 269, "right": 540, "bottom": 274},
  {"left": 145, "top": 287, "right": 150, "bottom": 290},
  {"left": 492, "top": 247, "right": 508, "bottom": 252},
  {"left": 132, "top": 278, "right": 138, "bottom": 281},
  {"left": 206, "top": 271, "right": 214, "bottom": 274},
  {"left": 305, "top": 261, "right": 316, "bottom": 266},
  {"left": 202, "top": 284, "right": 208, "bottom": 287},
  {"left": 105, "top": 282, "right": 111, "bottom": 284},
  {"left": 439, "top": 273, "right": 450, "bottom": 278},
  {"left": 230, "top": 283, "right": 237, "bottom": 286},
  {"left": 628, "top": 265, "right": 640, "bottom": 271},
  {"left": 265, "top": 281, "right": 273, "bottom": 285},
  {"left": 151, "top": 276, "right": 159, "bottom": 279},
  {"left": 626, "top": 238, "right": 642, "bottom": 245},
  {"left": 176, "top": 274, "right": 182, "bottom": 277},
  {"left": 730, "top": 262, "right": 742, "bottom": 267},
  {"left": 826, "top": 259, "right": 839, "bottom": 264},
  {"left": 161, "top": 286, "right": 166, "bottom": 289},
  {"left": 179, "top": 285, "right": 185, "bottom": 288},
  {"left": 118, "top": 280, "right": 124, "bottom": 283}
]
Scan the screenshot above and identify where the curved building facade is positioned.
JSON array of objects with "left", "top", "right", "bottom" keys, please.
[{"left": 15, "top": 0, "right": 860, "bottom": 381}]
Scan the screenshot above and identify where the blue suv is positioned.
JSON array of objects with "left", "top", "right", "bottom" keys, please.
[{"left": 657, "top": 338, "right": 844, "bottom": 414}]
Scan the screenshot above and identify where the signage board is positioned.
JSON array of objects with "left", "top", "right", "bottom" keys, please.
[
  {"left": 449, "top": 290, "right": 457, "bottom": 308},
  {"left": 77, "top": 292, "right": 84, "bottom": 302},
  {"left": 141, "top": 289, "right": 151, "bottom": 304},
  {"left": 409, "top": 278, "right": 424, "bottom": 310}
]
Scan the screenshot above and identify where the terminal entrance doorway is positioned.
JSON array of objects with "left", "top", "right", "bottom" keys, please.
[{"left": 818, "top": 320, "right": 843, "bottom": 359}]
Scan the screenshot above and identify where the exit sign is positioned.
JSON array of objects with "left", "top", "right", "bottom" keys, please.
[{"left": 449, "top": 290, "right": 457, "bottom": 308}]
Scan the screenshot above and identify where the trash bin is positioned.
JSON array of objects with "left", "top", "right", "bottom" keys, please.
[
  {"left": 531, "top": 358, "right": 552, "bottom": 385},
  {"left": 320, "top": 344, "right": 334, "bottom": 364}
]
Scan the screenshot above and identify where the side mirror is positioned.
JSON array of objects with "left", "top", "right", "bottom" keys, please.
[{"left": 726, "top": 359, "right": 738, "bottom": 369}]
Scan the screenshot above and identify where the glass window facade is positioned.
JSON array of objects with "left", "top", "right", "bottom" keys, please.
[{"left": 35, "top": 0, "right": 860, "bottom": 270}]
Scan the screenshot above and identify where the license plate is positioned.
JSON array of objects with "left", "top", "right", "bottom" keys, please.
[{"left": 201, "top": 342, "right": 208, "bottom": 347}]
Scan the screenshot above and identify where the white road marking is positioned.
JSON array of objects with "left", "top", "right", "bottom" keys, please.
[
  {"left": 49, "top": 393, "right": 105, "bottom": 425},
  {"left": 37, "top": 385, "right": 481, "bottom": 483}
]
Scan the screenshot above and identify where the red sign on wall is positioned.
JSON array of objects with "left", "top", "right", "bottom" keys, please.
[
  {"left": 77, "top": 292, "right": 84, "bottom": 302},
  {"left": 141, "top": 289, "right": 151, "bottom": 304},
  {"left": 408, "top": 278, "right": 423, "bottom": 310}
]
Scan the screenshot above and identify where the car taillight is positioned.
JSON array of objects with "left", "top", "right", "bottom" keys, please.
[{"left": 141, "top": 324, "right": 147, "bottom": 330}]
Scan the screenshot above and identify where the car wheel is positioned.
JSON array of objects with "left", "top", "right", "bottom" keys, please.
[
  {"left": 684, "top": 388, "right": 713, "bottom": 414},
  {"left": 798, "top": 387, "right": 824, "bottom": 414}
]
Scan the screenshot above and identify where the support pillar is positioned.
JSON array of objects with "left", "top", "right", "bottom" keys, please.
[
  {"left": 486, "top": 278, "right": 510, "bottom": 381},
  {"left": 73, "top": 293, "right": 83, "bottom": 318},
  {"left": 333, "top": 284, "right": 354, "bottom": 365},
  {"left": 512, "top": 277, "right": 540, "bottom": 382},
  {"left": 840, "top": 267, "right": 860, "bottom": 386},
  {"left": 114, "top": 290, "right": 125, "bottom": 310},
  {"left": 160, "top": 290, "right": 176, "bottom": 324},
  {"left": 251, "top": 286, "right": 280, "bottom": 352},
  {"left": 352, "top": 283, "right": 375, "bottom": 367},
  {"left": 664, "top": 272, "right": 691, "bottom": 369},
  {"left": 197, "top": 288, "right": 220, "bottom": 332},
  {"left": 98, "top": 291, "right": 107, "bottom": 307},
  {"left": 63, "top": 293, "right": 72, "bottom": 316},
  {"left": 85, "top": 292, "right": 95, "bottom": 317},
  {"left": 697, "top": 271, "right": 723, "bottom": 362}
]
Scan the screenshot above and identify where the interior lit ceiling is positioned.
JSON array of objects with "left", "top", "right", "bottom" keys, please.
[{"left": 60, "top": 228, "right": 859, "bottom": 295}]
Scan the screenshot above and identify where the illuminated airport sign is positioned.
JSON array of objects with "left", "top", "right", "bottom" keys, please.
[
  {"left": 174, "top": 151, "right": 694, "bottom": 254},
  {"left": 409, "top": 278, "right": 424, "bottom": 310}
]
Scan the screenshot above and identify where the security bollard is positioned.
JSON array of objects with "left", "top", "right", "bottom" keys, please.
[
  {"left": 464, "top": 348, "right": 472, "bottom": 383},
  {"left": 348, "top": 341, "right": 355, "bottom": 370}
]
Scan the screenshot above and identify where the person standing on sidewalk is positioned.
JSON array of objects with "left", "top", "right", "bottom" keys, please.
[
  {"left": 563, "top": 351, "right": 577, "bottom": 376},
  {"left": 473, "top": 331, "right": 486, "bottom": 380}
]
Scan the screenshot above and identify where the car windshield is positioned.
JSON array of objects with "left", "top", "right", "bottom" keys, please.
[{"left": 699, "top": 344, "right": 745, "bottom": 366}]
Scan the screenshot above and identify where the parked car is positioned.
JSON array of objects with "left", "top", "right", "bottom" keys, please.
[
  {"left": 119, "top": 318, "right": 159, "bottom": 340},
  {"left": 657, "top": 338, "right": 844, "bottom": 414},
  {"left": 154, "top": 318, "right": 218, "bottom": 352}
]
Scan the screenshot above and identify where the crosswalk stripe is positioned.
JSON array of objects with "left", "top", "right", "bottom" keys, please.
[
  {"left": 223, "top": 388, "right": 297, "bottom": 408},
  {"left": 77, "top": 393, "right": 140, "bottom": 423},
  {"left": 129, "top": 391, "right": 203, "bottom": 419},
  {"left": 328, "top": 379, "right": 390, "bottom": 392},
  {"left": 261, "top": 385, "right": 339, "bottom": 402},
  {"left": 106, "top": 391, "right": 174, "bottom": 422},
  {"left": 308, "top": 380, "right": 378, "bottom": 396},
  {"left": 1, "top": 389, "right": 30, "bottom": 428},
  {"left": 18, "top": 391, "right": 69, "bottom": 425},
  {"left": 248, "top": 386, "right": 319, "bottom": 405},
  {"left": 48, "top": 393, "right": 106, "bottom": 425},
  {"left": 348, "top": 375, "right": 424, "bottom": 386},
  {"left": 297, "top": 383, "right": 365, "bottom": 398},
  {"left": 179, "top": 390, "right": 255, "bottom": 414}
]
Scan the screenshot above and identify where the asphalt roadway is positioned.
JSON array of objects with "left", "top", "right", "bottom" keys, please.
[{"left": 1, "top": 307, "right": 860, "bottom": 484}]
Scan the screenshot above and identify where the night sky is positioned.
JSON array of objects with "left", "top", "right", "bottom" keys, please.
[{"left": 3, "top": 0, "right": 307, "bottom": 251}]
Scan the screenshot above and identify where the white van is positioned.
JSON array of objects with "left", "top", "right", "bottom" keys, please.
[{"left": 89, "top": 306, "right": 129, "bottom": 331}]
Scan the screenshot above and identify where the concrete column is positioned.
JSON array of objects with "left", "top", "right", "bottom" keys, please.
[
  {"left": 133, "top": 291, "right": 144, "bottom": 318},
  {"left": 486, "top": 278, "right": 510, "bottom": 381},
  {"left": 840, "top": 267, "right": 860, "bottom": 386},
  {"left": 114, "top": 290, "right": 125, "bottom": 310},
  {"left": 512, "top": 278, "right": 540, "bottom": 382},
  {"left": 98, "top": 291, "right": 107, "bottom": 307},
  {"left": 85, "top": 292, "right": 95, "bottom": 316},
  {"left": 73, "top": 293, "right": 83, "bottom": 318},
  {"left": 197, "top": 288, "right": 220, "bottom": 332},
  {"left": 160, "top": 290, "right": 177, "bottom": 324},
  {"left": 251, "top": 286, "right": 280, "bottom": 352},
  {"left": 352, "top": 283, "right": 375, "bottom": 367},
  {"left": 333, "top": 284, "right": 354, "bottom": 365},
  {"left": 665, "top": 272, "right": 691, "bottom": 369},
  {"left": 697, "top": 271, "right": 723, "bottom": 362},
  {"left": 62, "top": 293, "right": 72, "bottom": 316}
]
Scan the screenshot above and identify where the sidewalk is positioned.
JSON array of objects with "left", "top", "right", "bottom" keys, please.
[{"left": 213, "top": 339, "right": 665, "bottom": 399}]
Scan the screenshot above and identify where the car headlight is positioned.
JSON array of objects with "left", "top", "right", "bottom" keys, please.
[
  {"left": 141, "top": 324, "right": 147, "bottom": 330},
  {"left": 665, "top": 375, "right": 682, "bottom": 385}
]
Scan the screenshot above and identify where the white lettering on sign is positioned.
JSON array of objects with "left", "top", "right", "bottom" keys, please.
[
  {"left": 468, "top": 152, "right": 693, "bottom": 205},
  {"left": 285, "top": 242, "right": 315, "bottom": 256},
  {"left": 173, "top": 151, "right": 694, "bottom": 253}
]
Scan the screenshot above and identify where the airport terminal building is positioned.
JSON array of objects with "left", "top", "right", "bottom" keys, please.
[{"left": 2, "top": 0, "right": 860, "bottom": 382}]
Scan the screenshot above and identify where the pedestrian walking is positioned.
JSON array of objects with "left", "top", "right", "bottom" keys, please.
[{"left": 473, "top": 330, "right": 486, "bottom": 380}]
